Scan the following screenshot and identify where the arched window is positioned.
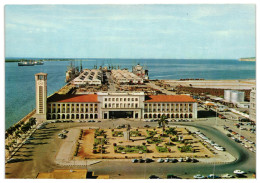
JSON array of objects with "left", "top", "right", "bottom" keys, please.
[
  {"left": 57, "top": 114, "right": 60, "bottom": 119},
  {"left": 94, "top": 114, "right": 98, "bottom": 119},
  {"left": 62, "top": 114, "right": 65, "bottom": 119},
  {"left": 85, "top": 114, "right": 88, "bottom": 119},
  {"left": 149, "top": 114, "right": 152, "bottom": 118},
  {"left": 71, "top": 114, "right": 75, "bottom": 119},
  {"left": 90, "top": 114, "right": 93, "bottom": 119},
  {"left": 66, "top": 114, "right": 70, "bottom": 119},
  {"left": 144, "top": 114, "right": 148, "bottom": 118},
  {"left": 76, "top": 114, "right": 79, "bottom": 119},
  {"left": 189, "top": 114, "right": 193, "bottom": 118},
  {"left": 81, "top": 114, "right": 84, "bottom": 119},
  {"left": 52, "top": 114, "right": 56, "bottom": 119}
]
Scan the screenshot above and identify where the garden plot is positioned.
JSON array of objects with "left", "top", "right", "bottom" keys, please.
[{"left": 75, "top": 127, "right": 213, "bottom": 160}]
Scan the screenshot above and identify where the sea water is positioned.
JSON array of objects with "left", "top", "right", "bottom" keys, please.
[{"left": 5, "top": 59, "right": 255, "bottom": 129}]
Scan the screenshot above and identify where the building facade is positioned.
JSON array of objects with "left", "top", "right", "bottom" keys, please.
[
  {"left": 45, "top": 92, "right": 197, "bottom": 120},
  {"left": 249, "top": 87, "right": 256, "bottom": 122},
  {"left": 35, "top": 72, "right": 198, "bottom": 121}
]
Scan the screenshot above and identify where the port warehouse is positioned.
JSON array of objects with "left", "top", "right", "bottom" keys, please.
[{"left": 46, "top": 92, "right": 197, "bottom": 120}]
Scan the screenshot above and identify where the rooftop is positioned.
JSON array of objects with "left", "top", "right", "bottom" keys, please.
[
  {"left": 144, "top": 95, "right": 196, "bottom": 103},
  {"left": 48, "top": 93, "right": 99, "bottom": 103}
]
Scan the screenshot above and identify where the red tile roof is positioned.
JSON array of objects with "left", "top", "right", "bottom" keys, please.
[
  {"left": 144, "top": 95, "right": 196, "bottom": 103},
  {"left": 48, "top": 93, "right": 99, "bottom": 103}
]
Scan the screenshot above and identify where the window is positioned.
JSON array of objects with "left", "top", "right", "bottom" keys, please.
[
  {"left": 128, "top": 98, "right": 130, "bottom": 101},
  {"left": 132, "top": 98, "right": 134, "bottom": 101},
  {"left": 124, "top": 98, "right": 126, "bottom": 101},
  {"left": 120, "top": 98, "right": 122, "bottom": 101},
  {"left": 105, "top": 98, "right": 107, "bottom": 101},
  {"left": 112, "top": 98, "right": 115, "bottom": 101},
  {"left": 135, "top": 98, "right": 138, "bottom": 101},
  {"left": 116, "top": 98, "right": 118, "bottom": 101}
]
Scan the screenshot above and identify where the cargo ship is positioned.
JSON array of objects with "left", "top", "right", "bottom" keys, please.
[{"left": 18, "top": 60, "right": 35, "bottom": 66}]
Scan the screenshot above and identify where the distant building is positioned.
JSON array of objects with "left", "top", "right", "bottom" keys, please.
[
  {"left": 71, "top": 69, "right": 102, "bottom": 86},
  {"left": 132, "top": 64, "right": 149, "bottom": 79},
  {"left": 111, "top": 69, "right": 143, "bottom": 84},
  {"left": 224, "top": 90, "right": 244, "bottom": 104},
  {"left": 249, "top": 87, "right": 256, "bottom": 122}
]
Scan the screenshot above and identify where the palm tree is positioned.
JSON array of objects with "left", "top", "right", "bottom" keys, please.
[{"left": 158, "top": 114, "right": 168, "bottom": 135}]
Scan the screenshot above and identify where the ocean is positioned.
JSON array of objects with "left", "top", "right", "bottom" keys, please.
[{"left": 5, "top": 59, "right": 255, "bottom": 129}]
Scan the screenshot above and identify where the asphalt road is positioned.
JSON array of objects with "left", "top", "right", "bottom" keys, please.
[{"left": 5, "top": 119, "right": 256, "bottom": 179}]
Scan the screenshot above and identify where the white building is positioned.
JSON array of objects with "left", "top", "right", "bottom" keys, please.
[
  {"left": 224, "top": 90, "right": 245, "bottom": 104},
  {"left": 72, "top": 69, "right": 102, "bottom": 86},
  {"left": 249, "top": 87, "right": 256, "bottom": 122}
]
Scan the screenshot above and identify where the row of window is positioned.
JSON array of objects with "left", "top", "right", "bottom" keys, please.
[
  {"left": 104, "top": 97, "right": 139, "bottom": 102},
  {"left": 48, "top": 108, "right": 97, "bottom": 113},
  {"left": 104, "top": 103, "right": 138, "bottom": 108},
  {"left": 144, "top": 103, "right": 193, "bottom": 107},
  {"left": 47, "top": 113, "right": 98, "bottom": 120},
  {"left": 144, "top": 113, "right": 193, "bottom": 118},
  {"left": 144, "top": 108, "right": 192, "bottom": 112},
  {"left": 49, "top": 103, "right": 98, "bottom": 107}
]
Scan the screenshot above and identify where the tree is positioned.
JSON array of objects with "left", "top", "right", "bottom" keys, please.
[{"left": 158, "top": 114, "right": 168, "bottom": 135}]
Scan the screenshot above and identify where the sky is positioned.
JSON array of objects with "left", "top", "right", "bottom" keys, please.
[{"left": 5, "top": 4, "right": 256, "bottom": 59}]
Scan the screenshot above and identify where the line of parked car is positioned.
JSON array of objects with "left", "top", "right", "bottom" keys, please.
[
  {"left": 143, "top": 119, "right": 192, "bottom": 122},
  {"left": 132, "top": 157, "right": 198, "bottom": 163},
  {"left": 193, "top": 169, "right": 247, "bottom": 179},
  {"left": 195, "top": 131, "right": 225, "bottom": 151},
  {"left": 224, "top": 126, "right": 256, "bottom": 153},
  {"left": 58, "top": 130, "right": 69, "bottom": 139}
]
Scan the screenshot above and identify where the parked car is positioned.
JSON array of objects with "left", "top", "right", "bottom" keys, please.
[
  {"left": 145, "top": 158, "right": 153, "bottom": 163},
  {"left": 139, "top": 159, "right": 145, "bottom": 163},
  {"left": 144, "top": 125, "right": 150, "bottom": 128},
  {"left": 157, "top": 158, "right": 164, "bottom": 163},
  {"left": 164, "top": 158, "right": 170, "bottom": 162},
  {"left": 167, "top": 174, "right": 178, "bottom": 179},
  {"left": 149, "top": 175, "right": 160, "bottom": 179},
  {"left": 170, "top": 158, "right": 178, "bottom": 163},
  {"left": 131, "top": 159, "right": 138, "bottom": 163},
  {"left": 233, "top": 170, "right": 245, "bottom": 174},
  {"left": 193, "top": 174, "right": 205, "bottom": 179},
  {"left": 207, "top": 174, "right": 220, "bottom": 179},
  {"left": 178, "top": 158, "right": 184, "bottom": 162},
  {"left": 221, "top": 174, "right": 234, "bottom": 178}
]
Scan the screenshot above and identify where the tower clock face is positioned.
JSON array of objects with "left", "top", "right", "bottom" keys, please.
[{"left": 38, "top": 81, "right": 44, "bottom": 85}]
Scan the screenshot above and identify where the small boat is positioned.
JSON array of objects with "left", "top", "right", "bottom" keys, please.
[{"left": 18, "top": 60, "right": 35, "bottom": 66}]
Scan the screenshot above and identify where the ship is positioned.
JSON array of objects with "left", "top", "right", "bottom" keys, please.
[
  {"left": 18, "top": 60, "right": 35, "bottom": 66},
  {"left": 65, "top": 61, "right": 80, "bottom": 82},
  {"left": 33, "top": 60, "right": 44, "bottom": 65}
]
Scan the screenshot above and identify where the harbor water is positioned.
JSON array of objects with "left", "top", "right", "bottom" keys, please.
[{"left": 5, "top": 59, "right": 255, "bottom": 129}]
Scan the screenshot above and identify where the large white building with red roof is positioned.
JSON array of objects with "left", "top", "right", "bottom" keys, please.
[
  {"left": 36, "top": 73, "right": 197, "bottom": 121},
  {"left": 46, "top": 92, "right": 197, "bottom": 120}
]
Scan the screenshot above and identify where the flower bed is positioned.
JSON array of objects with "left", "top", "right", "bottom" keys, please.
[{"left": 114, "top": 145, "right": 148, "bottom": 153}]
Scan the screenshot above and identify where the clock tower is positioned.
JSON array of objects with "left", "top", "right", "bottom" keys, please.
[{"left": 35, "top": 73, "right": 47, "bottom": 122}]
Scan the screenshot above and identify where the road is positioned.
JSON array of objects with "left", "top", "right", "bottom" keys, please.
[{"left": 5, "top": 118, "right": 256, "bottom": 179}]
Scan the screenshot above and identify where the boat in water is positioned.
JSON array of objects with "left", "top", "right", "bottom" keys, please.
[
  {"left": 18, "top": 61, "right": 35, "bottom": 66},
  {"left": 33, "top": 61, "right": 44, "bottom": 65}
]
